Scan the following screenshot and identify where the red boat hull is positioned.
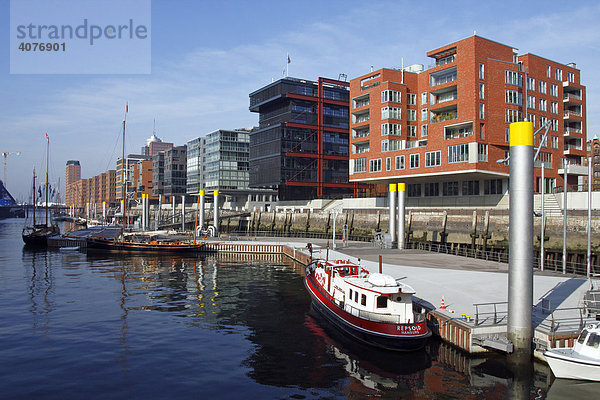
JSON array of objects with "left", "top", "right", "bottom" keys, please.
[{"left": 304, "top": 269, "right": 431, "bottom": 351}]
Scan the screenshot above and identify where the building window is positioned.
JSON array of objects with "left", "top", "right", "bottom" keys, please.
[
  {"left": 381, "top": 140, "right": 389, "bottom": 152},
  {"left": 539, "top": 80, "right": 547, "bottom": 94},
  {"left": 382, "top": 90, "right": 402, "bottom": 103},
  {"left": 479, "top": 63, "right": 484, "bottom": 80},
  {"left": 567, "top": 71, "right": 575, "bottom": 83},
  {"left": 425, "top": 151, "right": 441, "bottom": 167},
  {"left": 353, "top": 158, "right": 366, "bottom": 173},
  {"left": 382, "top": 106, "right": 401, "bottom": 120},
  {"left": 551, "top": 136, "right": 559, "bottom": 149},
  {"left": 479, "top": 103, "right": 485, "bottom": 119},
  {"left": 381, "top": 123, "right": 401, "bottom": 136},
  {"left": 480, "top": 123, "right": 485, "bottom": 140},
  {"left": 527, "top": 77, "right": 535, "bottom": 91},
  {"left": 386, "top": 157, "right": 391, "bottom": 171},
  {"left": 442, "top": 181, "right": 459, "bottom": 196},
  {"left": 421, "top": 108, "right": 428, "bottom": 121},
  {"left": 539, "top": 98, "right": 547, "bottom": 112},
  {"left": 484, "top": 179, "right": 503, "bottom": 195},
  {"left": 527, "top": 95, "right": 535, "bottom": 109},
  {"left": 555, "top": 68, "right": 562, "bottom": 81},
  {"left": 410, "top": 153, "right": 420, "bottom": 169},
  {"left": 448, "top": 144, "right": 469, "bottom": 163},
  {"left": 421, "top": 92, "right": 428, "bottom": 105},
  {"left": 407, "top": 183, "right": 421, "bottom": 197},
  {"left": 505, "top": 70, "right": 522, "bottom": 87},
  {"left": 547, "top": 65, "right": 551, "bottom": 78},
  {"left": 550, "top": 84, "right": 558, "bottom": 97},
  {"left": 369, "top": 158, "right": 382, "bottom": 172},
  {"left": 408, "top": 125, "right": 417, "bottom": 137},
  {"left": 422, "top": 124, "right": 428, "bottom": 137},
  {"left": 407, "top": 93, "right": 417, "bottom": 105},
  {"left": 462, "top": 180, "right": 480, "bottom": 195},
  {"left": 478, "top": 143, "right": 488, "bottom": 162},
  {"left": 539, "top": 115, "right": 547, "bottom": 128},
  {"left": 526, "top": 113, "right": 535, "bottom": 127},
  {"left": 505, "top": 90, "right": 522, "bottom": 105},
  {"left": 479, "top": 83, "right": 485, "bottom": 99},
  {"left": 407, "top": 109, "right": 417, "bottom": 121},
  {"left": 550, "top": 101, "right": 558, "bottom": 114},
  {"left": 395, "top": 155, "right": 405, "bottom": 170},
  {"left": 505, "top": 109, "right": 523, "bottom": 123},
  {"left": 551, "top": 119, "right": 559, "bottom": 131},
  {"left": 424, "top": 182, "right": 439, "bottom": 197}
]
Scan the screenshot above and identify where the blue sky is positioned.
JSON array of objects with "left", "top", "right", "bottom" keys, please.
[{"left": 1, "top": 0, "right": 600, "bottom": 200}]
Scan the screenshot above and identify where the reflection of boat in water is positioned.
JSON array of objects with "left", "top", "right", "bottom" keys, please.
[
  {"left": 304, "top": 258, "right": 431, "bottom": 351},
  {"left": 306, "top": 311, "right": 430, "bottom": 390},
  {"left": 546, "top": 377, "right": 600, "bottom": 399},
  {"left": 545, "top": 322, "right": 600, "bottom": 381}
]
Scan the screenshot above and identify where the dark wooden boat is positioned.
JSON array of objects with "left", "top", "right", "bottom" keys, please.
[
  {"left": 86, "top": 236, "right": 206, "bottom": 253},
  {"left": 22, "top": 134, "right": 60, "bottom": 246}
]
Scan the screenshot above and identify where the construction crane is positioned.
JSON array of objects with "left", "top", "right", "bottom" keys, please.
[{"left": 2, "top": 151, "right": 21, "bottom": 187}]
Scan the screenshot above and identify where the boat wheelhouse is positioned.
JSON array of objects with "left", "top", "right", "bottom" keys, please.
[
  {"left": 304, "top": 258, "right": 431, "bottom": 351},
  {"left": 545, "top": 322, "right": 600, "bottom": 381}
]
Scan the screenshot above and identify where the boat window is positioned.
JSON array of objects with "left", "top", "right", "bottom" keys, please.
[
  {"left": 377, "top": 296, "right": 388, "bottom": 308},
  {"left": 586, "top": 333, "right": 600, "bottom": 348},
  {"left": 397, "top": 296, "right": 402, "bottom": 302},
  {"left": 361, "top": 294, "right": 366, "bottom": 306},
  {"left": 577, "top": 329, "right": 589, "bottom": 344},
  {"left": 355, "top": 292, "right": 358, "bottom": 303},
  {"left": 349, "top": 289, "right": 353, "bottom": 300}
]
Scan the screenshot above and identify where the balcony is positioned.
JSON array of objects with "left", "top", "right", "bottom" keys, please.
[
  {"left": 563, "top": 127, "right": 582, "bottom": 138},
  {"left": 352, "top": 127, "right": 369, "bottom": 139},
  {"left": 431, "top": 104, "right": 458, "bottom": 123},
  {"left": 563, "top": 92, "right": 582, "bottom": 103},
  {"left": 444, "top": 122, "right": 473, "bottom": 139},
  {"left": 563, "top": 109, "right": 582, "bottom": 121},
  {"left": 558, "top": 163, "right": 588, "bottom": 176},
  {"left": 430, "top": 85, "right": 458, "bottom": 105},
  {"left": 352, "top": 141, "right": 370, "bottom": 154},
  {"left": 352, "top": 93, "right": 370, "bottom": 109},
  {"left": 352, "top": 110, "right": 370, "bottom": 124},
  {"left": 564, "top": 142, "right": 583, "bottom": 156},
  {"left": 429, "top": 66, "right": 457, "bottom": 87}
]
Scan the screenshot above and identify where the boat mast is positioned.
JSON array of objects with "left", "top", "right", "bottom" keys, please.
[
  {"left": 32, "top": 168, "right": 36, "bottom": 226},
  {"left": 121, "top": 119, "right": 126, "bottom": 236},
  {"left": 45, "top": 133, "right": 49, "bottom": 227}
]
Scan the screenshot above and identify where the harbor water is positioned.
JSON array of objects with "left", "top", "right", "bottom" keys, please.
[{"left": 0, "top": 217, "right": 596, "bottom": 399}]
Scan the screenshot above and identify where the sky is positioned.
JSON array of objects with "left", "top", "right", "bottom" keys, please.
[{"left": 1, "top": 0, "right": 600, "bottom": 201}]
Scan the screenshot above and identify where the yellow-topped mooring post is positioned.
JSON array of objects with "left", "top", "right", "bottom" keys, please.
[
  {"left": 388, "top": 183, "right": 397, "bottom": 249},
  {"left": 199, "top": 190, "right": 205, "bottom": 231},
  {"left": 508, "top": 121, "right": 534, "bottom": 363},
  {"left": 213, "top": 190, "right": 219, "bottom": 236},
  {"left": 397, "top": 183, "right": 406, "bottom": 249}
]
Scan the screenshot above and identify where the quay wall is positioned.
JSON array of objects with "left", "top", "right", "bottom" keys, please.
[{"left": 222, "top": 209, "right": 600, "bottom": 254}]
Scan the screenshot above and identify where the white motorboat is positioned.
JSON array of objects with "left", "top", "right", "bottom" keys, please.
[{"left": 545, "top": 322, "right": 600, "bottom": 381}]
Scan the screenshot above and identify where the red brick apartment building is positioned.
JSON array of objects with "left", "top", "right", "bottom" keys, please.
[{"left": 349, "top": 35, "right": 586, "bottom": 205}]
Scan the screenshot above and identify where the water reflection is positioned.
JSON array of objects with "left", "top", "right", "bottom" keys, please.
[
  {"left": 22, "top": 247, "right": 54, "bottom": 335},
  {"left": 11, "top": 229, "right": 568, "bottom": 398}
]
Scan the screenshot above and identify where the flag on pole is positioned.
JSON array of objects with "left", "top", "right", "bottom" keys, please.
[
  {"left": 287, "top": 54, "right": 291, "bottom": 64},
  {"left": 45, "top": 132, "right": 49, "bottom": 140},
  {"left": 126, "top": 103, "right": 128, "bottom": 113}
]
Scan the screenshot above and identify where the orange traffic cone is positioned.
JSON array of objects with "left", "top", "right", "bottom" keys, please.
[{"left": 440, "top": 297, "right": 446, "bottom": 309}]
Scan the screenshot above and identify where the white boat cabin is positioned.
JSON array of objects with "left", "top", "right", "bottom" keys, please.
[
  {"left": 573, "top": 322, "right": 600, "bottom": 359},
  {"left": 314, "top": 260, "right": 416, "bottom": 324}
]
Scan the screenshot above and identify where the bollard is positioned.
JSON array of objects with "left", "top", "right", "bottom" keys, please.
[
  {"left": 213, "top": 190, "right": 219, "bottom": 236},
  {"left": 507, "top": 121, "right": 534, "bottom": 363},
  {"left": 199, "top": 190, "right": 205, "bottom": 231},
  {"left": 397, "top": 183, "right": 406, "bottom": 249},
  {"left": 388, "top": 184, "right": 397, "bottom": 249},
  {"left": 181, "top": 195, "right": 186, "bottom": 232}
]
